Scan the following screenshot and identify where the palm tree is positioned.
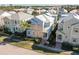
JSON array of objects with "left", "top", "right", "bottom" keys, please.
[{"left": 20, "top": 20, "right": 31, "bottom": 37}]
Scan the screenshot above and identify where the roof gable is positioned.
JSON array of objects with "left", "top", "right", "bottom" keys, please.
[
  {"left": 35, "top": 13, "right": 55, "bottom": 23},
  {"left": 1, "top": 11, "right": 33, "bottom": 21},
  {"left": 29, "top": 17, "right": 43, "bottom": 25},
  {"left": 17, "top": 12, "right": 33, "bottom": 21},
  {"left": 1, "top": 12, "right": 11, "bottom": 17},
  {"left": 59, "top": 13, "right": 79, "bottom": 23}
]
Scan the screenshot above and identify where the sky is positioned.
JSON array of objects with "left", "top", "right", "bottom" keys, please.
[{"left": 0, "top": 0, "right": 79, "bottom": 5}]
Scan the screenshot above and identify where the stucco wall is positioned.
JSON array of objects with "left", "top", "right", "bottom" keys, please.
[{"left": 30, "top": 24, "right": 43, "bottom": 38}]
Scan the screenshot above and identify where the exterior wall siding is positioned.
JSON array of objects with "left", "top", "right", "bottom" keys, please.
[
  {"left": 56, "top": 15, "right": 79, "bottom": 46},
  {"left": 30, "top": 24, "right": 43, "bottom": 38}
]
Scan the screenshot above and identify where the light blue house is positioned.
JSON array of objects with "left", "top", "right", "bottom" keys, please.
[{"left": 26, "top": 13, "right": 56, "bottom": 41}]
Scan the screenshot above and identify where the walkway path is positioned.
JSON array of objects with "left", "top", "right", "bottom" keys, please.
[{"left": 0, "top": 44, "right": 43, "bottom": 55}]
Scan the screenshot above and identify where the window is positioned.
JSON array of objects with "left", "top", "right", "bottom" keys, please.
[
  {"left": 68, "top": 26, "right": 70, "bottom": 28},
  {"left": 13, "top": 27, "right": 17, "bottom": 32},
  {"left": 73, "top": 28, "right": 79, "bottom": 33},
  {"left": 57, "top": 35, "right": 62, "bottom": 40},
  {"left": 50, "top": 26, "right": 52, "bottom": 31},
  {"left": 58, "top": 24, "right": 63, "bottom": 31},
  {"left": 74, "top": 30, "right": 78, "bottom": 32},
  {"left": 43, "top": 33, "right": 47, "bottom": 37},
  {"left": 17, "top": 28, "right": 20, "bottom": 32},
  {"left": 15, "top": 27, "right": 17, "bottom": 30},
  {"left": 5, "top": 21, "right": 7, "bottom": 24},
  {"left": 27, "top": 21, "right": 31, "bottom": 24},
  {"left": 13, "top": 27, "right": 15, "bottom": 32},
  {"left": 73, "top": 39, "right": 76, "bottom": 42},
  {"left": 44, "top": 22, "right": 50, "bottom": 28},
  {"left": 58, "top": 27, "right": 63, "bottom": 31},
  {"left": 27, "top": 31, "right": 31, "bottom": 34},
  {"left": 15, "top": 20, "right": 17, "bottom": 24},
  {"left": 5, "top": 21, "right": 9, "bottom": 24},
  {"left": 72, "top": 38, "right": 77, "bottom": 42},
  {"left": 65, "top": 36, "right": 67, "bottom": 38}
]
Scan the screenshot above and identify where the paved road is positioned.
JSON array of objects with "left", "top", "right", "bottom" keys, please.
[{"left": 0, "top": 44, "right": 43, "bottom": 55}]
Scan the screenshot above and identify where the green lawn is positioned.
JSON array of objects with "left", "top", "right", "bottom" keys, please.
[
  {"left": 10, "top": 41, "right": 53, "bottom": 54},
  {"left": 10, "top": 41, "right": 33, "bottom": 50},
  {"left": 10, "top": 41, "right": 61, "bottom": 55}
]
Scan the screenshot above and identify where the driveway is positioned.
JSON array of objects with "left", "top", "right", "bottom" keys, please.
[{"left": 0, "top": 44, "right": 43, "bottom": 55}]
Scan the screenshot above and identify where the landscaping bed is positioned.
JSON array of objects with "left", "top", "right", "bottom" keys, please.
[{"left": 0, "top": 36, "right": 8, "bottom": 42}]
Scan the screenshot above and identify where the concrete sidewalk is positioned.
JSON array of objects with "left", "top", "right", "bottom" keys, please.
[{"left": 0, "top": 44, "right": 43, "bottom": 55}]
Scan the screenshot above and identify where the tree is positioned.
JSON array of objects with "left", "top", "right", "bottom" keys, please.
[
  {"left": 20, "top": 20, "right": 31, "bottom": 37},
  {"left": 20, "top": 20, "right": 31, "bottom": 30}
]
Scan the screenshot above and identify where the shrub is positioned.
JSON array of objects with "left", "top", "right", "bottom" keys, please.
[{"left": 62, "top": 42, "right": 73, "bottom": 50}]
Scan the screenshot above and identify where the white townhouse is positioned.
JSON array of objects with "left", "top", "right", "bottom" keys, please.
[
  {"left": 47, "top": 8, "right": 57, "bottom": 14},
  {"left": 32, "top": 8, "right": 46, "bottom": 15},
  {"left": 59, "top": 8, "right": 68, "bottom": 14},
  {"left": 47, "top": 7, "right": 68, "bottom": 24},
  {"left": 26, "top": 7, "right": 34, "bottom": 14},
  {"left": 26, "top": 12, "right": 56, "bottom": 40},
  {"left": 1, "top": 11, "right": 33, "bottom": 33},
  {"left": 0, "top": 10, "right": 4, "bottom": 29},
  {"left": 57, "top": 9, "right": 69, "bottom": 24},
  {"left": 70, "top": 9, "right": 79, "bottom": 14},
  {"left": 13, "top": 8, "right": 27, "bottom": 12},
  {"left": 57, "top": 7, "right": 68, "bottom": 19},
  {"left": 57, "top": 6, "right": 68, "bottom": 15},
  {"left": 1, "top": 11, "right": 56, "bottom": 41},
  {"left": 59, "top": 13, "right": 70, "bottom": 20},
  {"left": 56, "top": 13, "right": 79, "bottom": 48}
]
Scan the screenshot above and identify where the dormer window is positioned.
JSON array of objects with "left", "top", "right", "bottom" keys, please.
[{"left": 44, "top": 22, "right": 50, "bottom": 28}]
